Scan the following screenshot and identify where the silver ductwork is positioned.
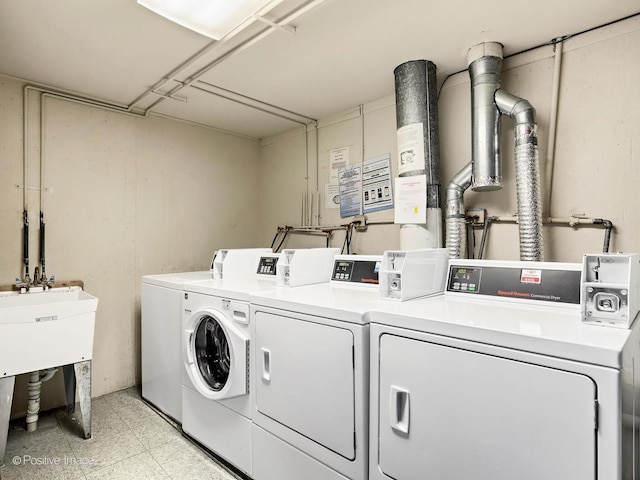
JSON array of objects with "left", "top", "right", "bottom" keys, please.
[
  {"left": 445, "top": 162, "right": 472, "bottom": 259},
  {"left": 447, "top": 42, "right": 544, "bottom": 261},
  {"left": 495, "top": 90, "right": 544, "bottom": 261},
  {"left": 468, "top": 43, "right": 504, "bottom": 192},
  {"left": 394, "top": 60, "right": 442, "bottom": 249}
]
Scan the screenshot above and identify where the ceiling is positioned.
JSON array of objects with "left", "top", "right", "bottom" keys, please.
[{"left": 1, "top": 0, "right": 638, "bottom": 139}]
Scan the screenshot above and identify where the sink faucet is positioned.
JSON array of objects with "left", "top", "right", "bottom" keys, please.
[{"left": 15, "top": 273, "right": 32, "bottom": 292}]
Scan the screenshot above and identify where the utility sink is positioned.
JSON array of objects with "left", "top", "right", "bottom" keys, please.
[{"left": 0, "top": 287, "right": 98, "bottom": 378}]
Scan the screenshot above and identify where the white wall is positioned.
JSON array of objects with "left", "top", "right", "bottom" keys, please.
[
  {"left": 0, "top": 76, "right": 261, "bottom": 415},
  {"left": 258, "top": 15, "right": 640, "bottom": 262}
]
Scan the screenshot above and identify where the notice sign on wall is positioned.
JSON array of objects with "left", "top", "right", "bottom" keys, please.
[
  {"left": 394, "top": 174, "right": 427, "bottom": 224},
  {"left": 329, "top": 146, "right": 350, "bottom": 184},
  {"left": 339, "top": 165, "right": 361, "bottom": 218},
  {"left": 397, "top": 123, "right": 425, "bottom": 175},
  {"left": 363, "top": 154, "right": 393, "bottom": 213}
]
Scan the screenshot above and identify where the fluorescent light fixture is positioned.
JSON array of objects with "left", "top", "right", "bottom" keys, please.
[{"left": 138, "top": 0, "right": 272, "bottom": 40}]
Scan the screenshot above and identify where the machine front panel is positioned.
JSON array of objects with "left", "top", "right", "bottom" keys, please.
[
  {"left": 254, "top": 311, "right": 356, "bottom": 460},
  {"left": 378, "top": 333, "right": 596, "bottom": 480}
]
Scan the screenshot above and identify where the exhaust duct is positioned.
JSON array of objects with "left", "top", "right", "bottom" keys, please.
[
  {"left": 445, "top": 162, "right": 472, "bottom": 259},
  {"left": 394, "top": 60, "right": 442, "bottom": 249},
  {"left": 445, "top": 42, "right": 543, "bottom": 261}
]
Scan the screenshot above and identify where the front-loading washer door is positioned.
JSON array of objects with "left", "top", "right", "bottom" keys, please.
[{"left": 184, "top": 308, "right": 248, "bottom": 400}]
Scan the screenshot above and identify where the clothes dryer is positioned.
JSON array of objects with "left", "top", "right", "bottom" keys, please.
[
  {"left": 181, "top": 248, "right": 339, "bottom": 476},
  {"left": 141, "top": 248, "right": 270, "bottom": 422},
  {"left": 250, "top": 255, "right": 384, "bottom": 480},
  {"left": 369, "top": 259, "right": 640, "bottom": 480}
]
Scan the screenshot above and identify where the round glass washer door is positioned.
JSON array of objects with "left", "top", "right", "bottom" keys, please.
[
  {"left": 194, "top": 315, "right": 231, "bottom": 391},
  {"left": 184, "top": 308, "right": 248, "bottom": 400}
]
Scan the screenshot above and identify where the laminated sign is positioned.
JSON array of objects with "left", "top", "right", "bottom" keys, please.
[{"left": 339, "top": 165, "right": 361, "bottom": 218}]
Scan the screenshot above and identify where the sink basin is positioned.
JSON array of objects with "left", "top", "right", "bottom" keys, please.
[
  {"left": 0, "top": 287, "right": 98, "bottom": 324},
  {"left": 0, "top": 287, "right": 99, "bottom": 377}
]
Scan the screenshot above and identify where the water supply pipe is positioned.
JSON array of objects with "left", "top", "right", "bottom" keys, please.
[{"left": 394, "top": 60, "right": 443, "bottom": 249}]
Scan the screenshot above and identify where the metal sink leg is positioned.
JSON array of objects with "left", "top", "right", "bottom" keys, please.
[
  {"left": 0, "top": 376, "right": 16, "bottom": 467},
  {"left": 74, "top": 361, "right": 91, "bottom": 439}
]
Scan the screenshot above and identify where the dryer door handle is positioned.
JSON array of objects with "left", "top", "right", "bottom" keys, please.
[
  {"left": 261, "top": 348, "right": 271, "bottom": 383},
  {"left": 390, "top": 386, "right": 410, "bottom": 435}
]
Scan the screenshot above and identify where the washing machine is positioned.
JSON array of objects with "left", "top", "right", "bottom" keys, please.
[
  {"left": 141, "top": 248, "right": 270, "bottom": 422},
  {"left": 181, "top": 248, "right": 339, "bottom": 476},
  {"left": 250, "top": 254, "right": 385, "bottom": 480},
  {"left": 369, "top": 258, "right": 640, "bottom": 480}
]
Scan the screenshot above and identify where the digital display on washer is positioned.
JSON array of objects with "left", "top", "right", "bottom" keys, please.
[
  {"left": 257, "top": 256, "right": 278, "bottom": 275},
  {"left": 332, "top": 260, "right": 380, "bottom": 284},
  {"left": 448, "top": 267, "right": 481, "bottom": 293}
]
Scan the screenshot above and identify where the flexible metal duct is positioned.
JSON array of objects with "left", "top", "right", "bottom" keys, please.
[
  {"left": 445, "top": 162, "right": 472, "bottom": 258},
  {"left": 394, "top": 60, "right": 442, "bottom": 248},
  {"left": 495, "top": 90, "right": 544, "bottom": 261}
]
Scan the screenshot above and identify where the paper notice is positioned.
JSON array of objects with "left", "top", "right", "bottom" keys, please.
[
  {"left": 329, "top": 146, "right": 350, "bottom": 184},
  {"left": 397, "top": 123, "right": 425, "bottom": 175},
  {"left": 394, "top": 175, "right": 427, "bottom": 224}
]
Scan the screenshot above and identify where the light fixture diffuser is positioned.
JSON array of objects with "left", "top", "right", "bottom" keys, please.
[{"left": 138, "top": 0, "right": 271, "bottom": 40}]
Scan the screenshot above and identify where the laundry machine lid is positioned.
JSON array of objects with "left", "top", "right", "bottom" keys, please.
[
  {"left": 250, "top": 282, "right": 381, "bottom": 324},
  {"left": 141, "top": 270, "right": 214, "bottom": 289},
  {"left": 370, "top": 295, "right": 632, "bottom": 368},
  {"left": 184, "top": 277, "right": 278, "bottom": 300}
]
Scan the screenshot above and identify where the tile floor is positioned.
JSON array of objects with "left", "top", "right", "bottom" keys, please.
[{"left": 0, "top": 387, "right": 243, "bottom": 480}]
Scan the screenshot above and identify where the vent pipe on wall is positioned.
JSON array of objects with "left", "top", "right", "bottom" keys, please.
[
  {"left": 394, "top": 60, "right": 442, "bottom": 249},
  {"left": 445, "top": 42, "right": 543, "bottom": 261},
  {"left": 445, "top": 162, "right": 472, "bottom": 259}
]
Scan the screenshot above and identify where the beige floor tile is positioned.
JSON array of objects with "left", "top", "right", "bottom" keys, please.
[
  {"left": 84, "top": 451, "right": 168, "bottom": 480},
  {"left": 130, "top": 414, "right": 182, "bottom": 450},
  {"left": 169, "top": 454, "right": 238, "bottom": 480},
  {"left": 148, "top": 436, "right": 206, "bottom": 476},
  {"left": 67, "top": 426, "right": 145, "bottom": 474}
]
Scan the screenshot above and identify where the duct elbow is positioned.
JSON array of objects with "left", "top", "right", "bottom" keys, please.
[
  {"left": 445, "top": 163, "right": 472, "bottom": 259},
  {"left": 495, "top": 90, "right": 536, "bottom": 125}
]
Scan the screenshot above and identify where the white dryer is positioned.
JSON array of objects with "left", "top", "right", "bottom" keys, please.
[
  {"left": 142, "top": 269, "right": 216, "bottom": 422},
  {"left": 181, "top": 248, "right": 339, "bottom": 476},
  {"left": 141, "top": 248, "right": 270, "bottom": 423},
  {"left": 250, "top": 255, "right": 383, "bottom": 480},
  {"left": 369, "top": 259, "right": 640, "bottom": 480}
]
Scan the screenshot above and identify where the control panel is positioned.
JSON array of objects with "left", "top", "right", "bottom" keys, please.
[
  {"left": 331, "top": 256, "right": 381, "bottom": 284},
  {"left": 256, "top": 255, "right": 279, "bottom": 276},
  {"left": 446, "top": 260, "right": 582, "bottom": 305}
]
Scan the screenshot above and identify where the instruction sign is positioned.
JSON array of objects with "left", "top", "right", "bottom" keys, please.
[
  {"left": 339, "top": 165, "right": 361, "bottom": 218},
  {"left": 363, "top": 154, "right": 393, "bottom": 213}
]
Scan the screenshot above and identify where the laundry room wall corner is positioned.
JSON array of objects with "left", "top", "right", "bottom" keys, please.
[{"left": 0, "top": 74, "right": 262, "bottom": 417}]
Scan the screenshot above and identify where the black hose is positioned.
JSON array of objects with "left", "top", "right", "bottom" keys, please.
[
  {"left": 270, "top": 229, "right": 280, "bottom": 250},
  {"left": 23, "top": 210, "right": 29, "bottom": 277},
  {"left": 478, "top": 217, "right": 495, "bottom": 260},
  {"left": 594, "top": 219, "right": 614, "bottom": 253},
  {"left": 274, "top": 228, "right": 290, "bottom": 253},
  {"left": 40, "top": 211, "right": 45, "bottom": 276}
]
